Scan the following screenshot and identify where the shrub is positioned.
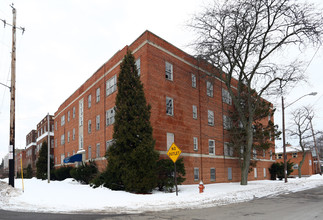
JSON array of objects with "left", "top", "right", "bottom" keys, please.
[
  {"left": 70, "top": 160, "right": 98, "bottom": 184},
  {"left": 54, "top": 166, "right": 73, "bottom": 181},
  {"left": 156, "top": 158, "right": 186, "bottom": 192},
  {"left": 24, "top": 164, "right": 33, "bottom": 179},
  {"left": 269, "top": 160, "right": 294, "bottom": 180}
]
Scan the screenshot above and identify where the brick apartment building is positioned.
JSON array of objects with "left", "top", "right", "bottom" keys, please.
[
  {"left": 276, "top": 145, "right": 315, "bottom": 176},
  {"left": 25, "top": 130, "right": 37, "bottom": 173},
  {"left": 53, "top": 30, "right": 275, "bottom": 184},
  {"left": 35, "top": 115, "right": 54, "bottom": 162}
]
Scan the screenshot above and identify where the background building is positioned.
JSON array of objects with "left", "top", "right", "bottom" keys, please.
[
  {"left": 54, "top": 30, "right": 276, "bottom": 184},
  {"left": 25, "top": 130, "right": 37, "bottom": 175}
]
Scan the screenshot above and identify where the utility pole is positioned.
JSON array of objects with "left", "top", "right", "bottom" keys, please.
[
  {"left": 309, "top": 117, "right": 322, "bottom": 175},
  {"left": 47, "top": 113, "right": 50, "bottom": 183},
  {"left": 282, "top": 96, "right": 288, "bottom": 183},
  {"left": 8, "top": 4, "right": 17, "bottom": 188}
]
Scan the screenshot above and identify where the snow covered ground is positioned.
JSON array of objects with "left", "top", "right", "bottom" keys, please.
[{"left": 1, "top": 175, "right": 323, "bottom": 214}]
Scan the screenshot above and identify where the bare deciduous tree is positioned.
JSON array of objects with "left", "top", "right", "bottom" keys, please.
[
  {"left": 288, "top": 107, "right": 313, "bottom": 178},
  {"left": 190, "top": 0, "right": 323, "bottom": 185}
]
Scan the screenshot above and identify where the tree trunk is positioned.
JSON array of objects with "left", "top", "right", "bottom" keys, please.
[
  {"left": 241, "top": 129, "right": 253, "bottom": 185},
  {"left": 298, "top": 151, "right": 307, "bottom": 178}
]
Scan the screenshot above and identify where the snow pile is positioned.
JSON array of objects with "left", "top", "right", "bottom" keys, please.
[{"left": 0, "top": 175, "right": 323, "bottom": 214}]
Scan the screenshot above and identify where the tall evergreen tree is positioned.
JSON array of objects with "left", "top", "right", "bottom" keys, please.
[
  {"left": 106, "top": 50, "right": 159, "bottom": 193},
  {"left": 36, "top": 141, "right": 54, "bottom": 180}
]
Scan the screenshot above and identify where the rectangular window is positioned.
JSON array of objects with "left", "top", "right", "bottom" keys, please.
[
  {"left": 206, "top": 81, "right": 213, "bottom": 97},
  {"left": 80, "top": 135, "right": 83, "bottom": 149},
  {"left": 96, "top": 143, "right": 100, "bottom": 158},
  {"left": 61, "top": 115, "right": 65, "bottom": 126},
  {"left": 270, "top": 150, "right": 273, "bottom": 160},
  {"left": 193, "top": 137, "right": 198, "bottom": 151},
  {"left": 210, "top": 168, "right": 216, "bottom": 181},
  {"left": 223, "top": 115, "right": 232, "bottom": 130},
  {"left": 135, "top": 58, "right": 141, "bottom": 76},
  {"left": 209, "top": 139, "right": 215, "bottom": 155},
  {"left": 166, "top": 97, "right": 173, "bottom": 116},
  {"left": 192, "top": 105, "right": 197, "bottom": 119},
  {"left": 88, "top": 120, "right": 92, "bottom": 133},
  {"left": 292, "top": 152, "right": 298, "bottom": 158},
  {"left": 194, "top": 167, "right": 199, "bottom": 181},
  {"left": 254, "top": 168, "right": 257, "bottom": 178},
  {"left": 106, "top": 140, "right": 114, "bottom": 151},
  {"left": 96, "top": 115, "right": 100, "bottom": 130},
  {"left": 293, "top": 164, "right": 299, "bottom": 169},
  {"left": 106, "top": 75, "right": 117, "bottom": 96},
  {"left": 73, "top": 107, "right": 76, "bottom": 118},
  {"left": 165, "top": 61, "right": 173, "bottom": 81},
  {"left": 60, "top": 134, "right": 65, "bottom": 145},
  {"left": 67, "top": 131, "right": 70, "bottom": 143},
  {"left": 277, "top": 153, "right": 282, "bottom": 159},
  {"left": 88, "top": 146, "right": 91, "bottom": 159},
  {"left": 67, "top": 111, "right": 70, "bottom": 122},
  {"left": 96, "top": 88, "right": 100, "bottom": 103},
  {"left": 167, "top": 132, "right": 174, "bottom": 150},
  {"left": 224, "top": 142, "right": 233, "bottom": 157},
  {"left": 61, "top": 154, "right": 65, "bottom": 165},
  {"left": 263, "top": 168, "right": 267, "bottom": 178},
  {"left": 208, "top": 110, "right": 214, "bottom": 126},
  {"left": 73, "top": 128, "right": 75, "bottom": 140},
  {"left": 263, "top": 149, "right": 266, "bottom": 158},
  {"left": 192, "top": 74, "right": 196, "bottom": 88},
  {"left": 222, "top": 88, "right": 232, "bottom": 105},
  {"left": 79, "top": 100, "right": 83, "bottom": 127},
  {"left": 51, "top": 139, "right": 54, "bottom": 148},
  {"left": 106, "top": 107, "right": 115, "bottom": 126},
  {"left": 228, "top": 167, "right": 232, "bottom": 180},
  {"left": 253, "top": 148, "right": 257, "bottom": 159},
  {"left": 309, "top": 160, "right": 312, "bottom": 166},
  {"left": 88, "top": 94, "right": 92, "bottom": 108}
]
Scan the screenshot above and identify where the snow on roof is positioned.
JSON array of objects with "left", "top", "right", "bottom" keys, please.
[{"left": 275, "top": 145, "right": 311, "bottom": 154}]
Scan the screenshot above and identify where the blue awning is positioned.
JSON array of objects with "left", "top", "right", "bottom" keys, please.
[{"left": 63, "top": 154, "right": 82, "bottom": 163}]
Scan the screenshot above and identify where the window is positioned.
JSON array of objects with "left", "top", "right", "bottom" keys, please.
[
  {"left": 309, "top": 160, "right": 312, "bottom": 166},
  {"left": 270, "top": 150, "right": 273, "bottom": 160},
  {"left": 96, "top": 143, "right": 100, "bottom": 158},
  {"left": 263, "top": 168, "right": 267, "bottom": 178},
  {"left": 96, "top": 115, "right": 100, "bottom": 130},
  {"left": 223, "top": 115, "right": 232, "bottom": 130},
  {"left": 73, "top": 128, "right": 75, "bottom": 140},
  {"left": 51, "top": 139, "right": 54, "bottom": 148},
  {"left": 61, "top": 154, "right": 65, "bottom": 165},
  {"left": 88, "top": 120, "right": 92, "bottom": 133},
  {"left": 60, "top": 134, "right": 65, "bottom": 145},
  {"left": 135, "top": 58, "right": 141, "bottom": 76},
  {"left": 192, "top": 105, "right": 197, "bottom": 119},
  {"left": 222, "top": 88, "right": 232, "bottom": 105},
  {"left": 80, "top": 135, "right": 83, "bottom": 149},
  {"left": 106, "top": 140, "right": 114, "bottom": 151},
  {"left": 210, "top": 168, "right": 216, "bottom": 181},
  {"left": 253, "top": 148, "right": 257, "bottom": 159},
  {"left": 67, "top": 131, "right": 70, "bottom": 143},
  {"left": 88, "top": 146, "right": 91, "bottom": 159},
  {"left": 73, "top": 107, "right": 76, "bottom": 118},
  {"left": 192, "top": 74, "right": 196, "bottom": 88},
  {"left": 292, "top": 152, "right": 298, "bottom": 158},
  {"left": 79, "top": 100, "right": 83, "bottom": 127},
  {"left": 166, "top": 97, "right": 173, "bottom": 116},
  {"left": 254, "top": 168, "right": 257, "bottom": 178},
  {"left": 96, "top": 88, "right": 100, "bottom": 103},
  {"left": 165, "top": 61, "right": 173, "bottom": 80},
  {"left": 208, "top": 110, "right": 214, "bottom": 126},
  {"left": 224, "top": 142, "right": 233, "bottom": 157},
  {"left": 263, "top": 149, "right": 266, "bottom": 158},
  {"left": 88, "top": 94, "right": 92, "bottom": 108},
  {"left": 277, "top": 153, "right": 282, "bottom": 159},
  {"left": 194, "top": 167, "right": 199, "bottom": 181},
  {"left": 106, "top": 108, "right": 115, "bottom": 126},
  {"left": 167, "top": 132, "right": 174, "bottom": 150},
  {"left": 61, "top": 115, "right": 65, "bottom": 126},
  {"left": 193, "top": 137, "right": 198, "bottom": 151},
  {"left": 106, "top": 75, "right": 117, "bottom": 96},
  {"left": 228, "top": 167, "right": 232, "bottom": 180},
  {"left": 206, "top": 81, "right": 213, "bottom": 97},
  {"left": 67, "top": 111, "right": 70, "bottom": 122},
  {"left": 41, "top": 128, "right": 43, "bottom": 135},
  {"left": 209, "top": 139, "right": 215, "bottom": 155}
]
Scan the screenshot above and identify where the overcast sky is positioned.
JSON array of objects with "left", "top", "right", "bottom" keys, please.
[{"left": 0, "top": 0, "right": 323, "bottom": 161}]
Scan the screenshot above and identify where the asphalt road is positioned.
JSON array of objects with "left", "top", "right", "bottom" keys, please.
[{"left": 1, "top": 185, "right": 323, "bottom": 220}]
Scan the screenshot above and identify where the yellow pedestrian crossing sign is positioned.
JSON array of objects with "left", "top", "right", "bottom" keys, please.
[{"left": 167, "top": 143, "right": 182, "bottom": 163}]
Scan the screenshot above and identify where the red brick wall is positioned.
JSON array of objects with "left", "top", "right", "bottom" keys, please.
[{"left": 276, "top": 151, "right": 313, "bottom": 176}]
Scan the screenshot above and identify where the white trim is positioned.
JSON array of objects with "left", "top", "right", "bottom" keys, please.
[
  {"left": 26, "top": 142, "right": 36, "bottom": 149},
  {"left": 36, "top": 132, "right": 54, "bottom": 142}
]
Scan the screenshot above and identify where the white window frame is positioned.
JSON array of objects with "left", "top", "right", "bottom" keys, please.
[
  {"left": 88, "top": 120, "right": 92, "bottom": 133},
  {"left": 167, "top": 132, "right": 174, "bottom": 150},
  {"left": 206, "top": 81, "right": 213, "bottom": 97},
  {"left": 135, "top": 58, "right": 141, "bottom": 76},
  {"left": 166, "top": 97, "right": 173, "bottom": 116},
  {"left": 292, "top": 152, "right": 298, "bottom": 158},
  {"left": 96, "top": 88, "right": 100, "bottom": 103},
  {"left": 96, "top": 115, "right": 100, "bottom": 130},
  {"left": 263, "top": 168, "right": 267, "bottom": 178},
  {"left": 253, "top": 148, "right": 257, "bottom": 159},
  {"left": 224, "top": 142, "right": 233, "bottom": 157},
  {"left": 106, "top": 75, "right": 117, "bottom": 96},
  {"left": 67, "top": 131, "right": 70, "bottom": 143},
  {"left": 194, "top": 167, "right": 199, "bottom": 181},
  {"left": 73, "top": 106, "right": 76, "bottom": 118},
  {"left": 61, "top": 115, "right": 65, "bottom": 126},
  {"left": 88, "top": 146, "right": 92, "bottom": 160},
  {"left": 192, "top": 105, "right": 197, "bottom": 119},
  {"left": 228, "top": 167, "right": 232, "bottom": 180},
  {"left": 270, "top": 150, "right": 273, "bottom": 160},
  {"left": 88, "top": 94, "right": 92, "bottom": 108},
  {"left": 254, "top": 168, "right": 257, "bottom": 178},
  {"left": 96, "top": 143, "right": 100, "bottom": 158},
  {"left": 210, "top": 168, "right": 216, "bottom": 181},
  {"left": 193, "top": 137, "right": 198, "bottom": 151},
  {"left": 165, "top": 61, "right": 173, "bottom": 81},
  {"left": 67, "top": 111, "right": 70, "bottom": 122},
  {"left": 60, "top": 134, "right": 65, "bottom": 145},
  {"left": 223, "top": 115, "right": 232, "bottom": 130},
  {"left": 222, "top": 88, "right": 232, "bottom": 105},
  {"left": 192, "top": 73, "right": 196, "bottom": 88},
  {"left": 209, "top": 139, "right": 215, "bottom": 155},
  {"left": 208, "top": 110, "right": 214, "bottom": 126},
  {"left": 106, "top": 107, "right": 115, "bottom": 126},
  {"left": 73, "top": 128, "right": 75, "bottom": 140},
  {"left": 106, "top": 139, "right": 114, "bottom": 151}
]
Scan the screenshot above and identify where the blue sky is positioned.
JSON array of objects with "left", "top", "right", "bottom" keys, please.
[{"left": 0, "top": 0, "right": 322, "bottom": 161}]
